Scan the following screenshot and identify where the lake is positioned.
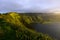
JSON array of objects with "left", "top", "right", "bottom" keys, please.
[{"left": 30, "top": 23, "right": 60, "bottom": 40}]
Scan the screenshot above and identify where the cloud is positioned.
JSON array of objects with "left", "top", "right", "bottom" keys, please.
[{"left": 0, "top": 0, "right": 60, "bottom": 13}]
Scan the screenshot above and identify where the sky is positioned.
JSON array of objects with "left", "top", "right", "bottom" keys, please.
[{"left": 0, "top": 0, "right": 60, "bottom": 13}]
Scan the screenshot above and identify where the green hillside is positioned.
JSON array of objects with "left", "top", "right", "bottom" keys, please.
[{"left": 0, "top": 12, "right": 54, "bottom": 40}]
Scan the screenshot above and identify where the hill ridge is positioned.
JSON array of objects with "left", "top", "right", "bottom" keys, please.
[{"left": 0, "top": 12, "right": 54, "bottom": 40}]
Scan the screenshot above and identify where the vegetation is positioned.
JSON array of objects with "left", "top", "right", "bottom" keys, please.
[{"left": 0, "top": 12, "right": 54, "bottom": 40}]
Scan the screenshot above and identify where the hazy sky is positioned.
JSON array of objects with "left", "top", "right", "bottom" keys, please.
[{"left": 0, "top": 0, "right": 60, "bottom": 13}]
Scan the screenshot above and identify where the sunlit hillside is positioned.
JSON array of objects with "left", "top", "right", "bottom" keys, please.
[{"left": 0, "top": 12, "right": 56, "bottom": 40}]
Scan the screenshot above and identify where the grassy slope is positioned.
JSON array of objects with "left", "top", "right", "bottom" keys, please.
[{"left": 0, "top": 12, "right": 54, "bottom": 40}]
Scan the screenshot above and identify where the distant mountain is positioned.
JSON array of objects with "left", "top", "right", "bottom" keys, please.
[{"left": 0, "top": 12, "right": 55, "bottom": 40}]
